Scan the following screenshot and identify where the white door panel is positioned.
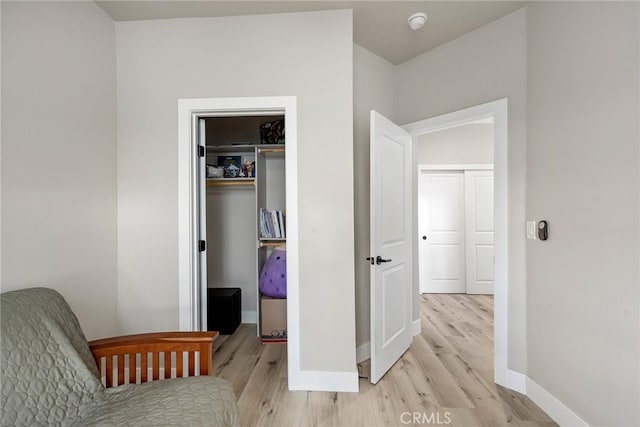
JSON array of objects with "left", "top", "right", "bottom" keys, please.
[
  {"left": 198, "top": 118, "right": 208, "bottom": 330},
  {"left": 419, "top": 172, "right": 465, "bottom": 293},
  {"left": 430, "top": 244, "right": 463, "bottom": 280},
  {"left": 465, "top": 170, "right": 494, "bottom": 295},
  {"left": 475, "top": 245, "right": 495, "bottom": 281},
  {"left": 370, "top": 111, "right": 412, "bottom": 384}
]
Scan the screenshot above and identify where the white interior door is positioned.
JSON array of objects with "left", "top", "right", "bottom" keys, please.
[
  {"left": 464, "top": 170, "right": 494, "bottom": 295},
  {"left": 198, "top": 118, "right": 208, "bottom": 330},
  {"left": 418, "top": 171, "right": 466, "bottom": 293},
  {"left": 370, "top": 111, "right": 412, "bottom": 384}
]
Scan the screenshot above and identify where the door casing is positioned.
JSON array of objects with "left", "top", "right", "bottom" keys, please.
[
  {"left": 177, "top": 96, "right": 303, "bottom": 389},
  {"left": 402, "top": 98, "right": 526, "bottom": 393}
]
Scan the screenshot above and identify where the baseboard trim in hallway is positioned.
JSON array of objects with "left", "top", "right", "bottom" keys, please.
[{"left": 526, "top": 377, "right": 589, "bottom": 427}]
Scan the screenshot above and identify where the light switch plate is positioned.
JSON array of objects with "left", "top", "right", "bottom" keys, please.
[{"left": 526, "top": 221, "right": 537, "bottom": 240}]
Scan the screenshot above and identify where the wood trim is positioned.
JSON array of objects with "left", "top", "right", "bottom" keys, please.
[
  {"left": 89, "top": 331, "right": 216, "bottom": 348},
  {"left": 206, "top": 179, "right": 255, "bottom": 187},
  {"left": 257, "top": 146, "right": 285, "bottom": 154},
  {"left": 89, "top": 331, "right": 218, "bottom": 388}
]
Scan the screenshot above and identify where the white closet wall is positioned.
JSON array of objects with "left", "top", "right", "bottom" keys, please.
[{"left": 206, "top": 188, "right": 257, "bottom": 316}]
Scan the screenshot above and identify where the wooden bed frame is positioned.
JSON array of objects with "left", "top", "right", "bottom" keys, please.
[{"left": 89, "top": 331, "right": 218, "bottom": 388}]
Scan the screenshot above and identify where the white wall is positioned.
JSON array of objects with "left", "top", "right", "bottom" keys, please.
[
  {"left": 395, "top": 9, "right": 528, "bottom": 372},
  {"left": 417, "top": 123, "right": 493, "bottom": 165},
  {"left": 353, "top": 44, "right": 396, "bottom": 348},
  {"left": 116, "top": 10, "right": 356, "bottom": 373},
  {"left": 526, "top": 3, "right": 639, "bottom": 426},
  {"left": 206, "top": 187, "right": 257, "bottom": 316},
  {"left": 1, "top": 1, "right": 117, "bottom": 340}
]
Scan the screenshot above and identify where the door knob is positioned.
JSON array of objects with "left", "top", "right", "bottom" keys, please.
[
  {"left": 422, "top": 235, "right": 427, "bottom": 240},
  {"left": 376, "top": 256, "right": 392, "bottom": 265}
]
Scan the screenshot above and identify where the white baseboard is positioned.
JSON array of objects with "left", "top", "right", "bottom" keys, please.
[
  {"left": 289, "top": 369, "right": 359, "bottom": 392},
  {"left": 356, "top": 342, "right": 370, "bottom": 363},
  {"left": 412, "top": 318, "right": 421, "bottom": 336},
  {"left": 526, "top": 377, "right": 589, "bottom": 427},
  {"left": 352, "top": 340, "right": 587, "bottom": 426},
  {"left": 505, "top": 369, "right": 527, "bottom": 394},
  {"left": 353, "top": 331, "right": 586, "bottom": 426},
  {"left": 241, "top": 310, "right": 257, "bottom": 324}
]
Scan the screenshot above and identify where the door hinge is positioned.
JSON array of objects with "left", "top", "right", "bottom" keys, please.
[
  {"left": 199, "top": 240, "right": 206, "bottom": 252},
  {"left": 198, "top": 145, "right": 205, "bottom": 157}
]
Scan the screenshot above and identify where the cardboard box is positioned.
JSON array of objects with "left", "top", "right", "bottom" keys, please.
[{"left": 261, "top": 297, "right": 287, "bottom": 340}]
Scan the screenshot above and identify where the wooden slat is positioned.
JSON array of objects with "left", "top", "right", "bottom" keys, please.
[
  {"left": 164, "top": 352, "right": 172, "bottom": 379},
  {"left": 188, "top": 351, "right": 195, "bottom": 376},
  {"left": 141, "top": 352, "right": 148, "bottom": 383},
  {"left": 105, "top": 355, "right": 113, "bottom": 388},
  {"left": 152, "top": 352, "right": 160, "bottom": 380},
  {"left": 94, "top": 356, "right": 101, "bottom": 379},
  {"left": 200, "top": 344, "right": 212, "bottom": 375},
  {"left": 176, "top": 351, "right": 184, "bottom": 378},
  {"left": 129, "top": 353, "right": 137, "bottom": 384},
  {"left": 117, "top": 354, "right": 125, "bottom": 386}
]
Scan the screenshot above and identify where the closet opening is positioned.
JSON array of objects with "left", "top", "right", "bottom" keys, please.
[
  {"left": 179, "top": 96, "right": 300, "bottom": 389},
  {"left": 198, "top": 113, "right": 288, "bottom": 346}
]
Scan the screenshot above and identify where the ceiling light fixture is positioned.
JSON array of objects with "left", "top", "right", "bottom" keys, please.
[{"left": 407, "top": 12, "right": 428, "bottom": 31}]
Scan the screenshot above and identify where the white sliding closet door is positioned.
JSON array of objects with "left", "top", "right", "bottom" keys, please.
[
  {"left": 419, "top": 171, "right": 466, "bottom": 293},
  {"left": 464, "top": 171, "right": 494, "bottom": 295},
  {"left": 419, "top": 169, "right": 494, "bottom": 295}
]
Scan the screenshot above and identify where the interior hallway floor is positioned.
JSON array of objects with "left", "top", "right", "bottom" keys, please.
[{"left": 212, "top": 294, "right": 556, "bottom": 427}]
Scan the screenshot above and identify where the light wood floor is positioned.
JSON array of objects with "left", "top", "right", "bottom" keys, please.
[{"left": 212, "top": 294, "right": 556, "bottom": 427}]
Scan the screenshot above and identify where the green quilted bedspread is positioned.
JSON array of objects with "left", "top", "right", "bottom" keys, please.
[{"left": 1, "top": 288, "right": 239, "bottom": 426}]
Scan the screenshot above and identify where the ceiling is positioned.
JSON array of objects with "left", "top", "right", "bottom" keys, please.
[{"left": 95, "top": 1, "right": 527, "bottom": 65}]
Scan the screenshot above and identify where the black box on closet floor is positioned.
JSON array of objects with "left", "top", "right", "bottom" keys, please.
[{"left": 207, "top": 288, "right": 241, "bottom": 335}]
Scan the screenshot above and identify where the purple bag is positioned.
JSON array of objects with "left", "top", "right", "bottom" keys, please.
[{"left": 259, "top": 247, "right": 287, "bottom": 298}]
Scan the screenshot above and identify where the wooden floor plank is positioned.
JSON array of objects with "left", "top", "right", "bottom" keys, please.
[{"left": 213, "top": 295, "right": 556, "bottom": 427}]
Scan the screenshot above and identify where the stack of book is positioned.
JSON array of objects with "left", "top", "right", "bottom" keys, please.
[{"left": 259, "top": 208, "right": 286, "bottom": 239}]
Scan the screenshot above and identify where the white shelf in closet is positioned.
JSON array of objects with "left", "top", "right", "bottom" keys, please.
[{"left": 206, "top": 178, "right": 255, "bottom": 187}]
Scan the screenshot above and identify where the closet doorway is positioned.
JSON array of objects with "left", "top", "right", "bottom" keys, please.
[{"left": 177, "top": 96, "right": 301, "bottom": 388}]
